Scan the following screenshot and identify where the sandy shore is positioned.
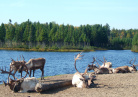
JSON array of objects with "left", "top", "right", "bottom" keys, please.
[{"left": 0, "top": 72, "right": 138, "bottom": 97}]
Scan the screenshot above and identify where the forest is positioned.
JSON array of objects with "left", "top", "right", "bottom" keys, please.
[{"left": 0, "top": 19, "right": 138, "bottom": 52}]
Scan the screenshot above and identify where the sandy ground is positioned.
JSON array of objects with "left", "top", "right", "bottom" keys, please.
[{"left": 0, "top": 72, "right": 138, "bottom": 97}]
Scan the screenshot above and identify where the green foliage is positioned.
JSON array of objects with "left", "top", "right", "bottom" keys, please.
[
  {"left": 132, "top": 33, "right": 138, "bottom": 45},
  {"left": 5, "top": 23, "right": 15, "bottom": 41},
  {"left": 0, "top": 20, "right": 138, "bottom": 50},
  {"left": 0, "top": 23, "right": 6, "bottom": 42}
]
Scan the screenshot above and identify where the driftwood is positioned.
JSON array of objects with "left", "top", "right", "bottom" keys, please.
[
  {"left": 35, "top": 74, "right": 73, "bottom": 93},
  {"left": 35, "top": 80, "right": 72, "bottom": 92}
]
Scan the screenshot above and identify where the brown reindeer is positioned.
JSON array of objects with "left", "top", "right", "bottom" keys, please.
[
  {"left": 0, "top": 66, "right": 28, "bottom": 92},
  {"left": 9, "top": 56, "right": 28, "bottom": 79},
  {"left": 88, "top": 57, "right": 112, "bottom": 74},
  {"left": 19, "top": 58, "right": 46, "bottom": 80},
  {"left": 112, "top": 58, "right": 137, "bottom": 73}
]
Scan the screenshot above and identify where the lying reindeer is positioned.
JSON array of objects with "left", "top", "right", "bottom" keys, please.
[
  {"left": 19, "top": 58, "right": 46, "bottom": 80},
  {"left": 72, "top": 52, "right": 96, "bottom": 88},
  {"left": 88, "top": 57, "right": 112, "bottom": 74},
  {"left": 111, "top": 58, "right": 137, "bottom": 73},
  {"left": 100, "top": 57, "right": 112, "bottom": 68},
  {"left": 0, "top": 67, "right": 38, "bottom": 93}
]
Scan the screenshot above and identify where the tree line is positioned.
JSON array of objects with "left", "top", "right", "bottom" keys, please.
[{"left": 0, "top": 19, "right": 138, "bottom": 51}]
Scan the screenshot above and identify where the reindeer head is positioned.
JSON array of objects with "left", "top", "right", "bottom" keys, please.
[
  {"left": 129, "top": 58, "right": 137, "bottom": 72},
  {"left": 79, "top": 77, "right": 90, "bottom": 88},
  {"left": 88, "top": 64, "right": 97, "bottom": 71},
  {"left": 87, "top": 57, "right": 97, "bottom": 71},
  {"left": 0, "top": 66, "right": 27, "bottom": 92},
  {"left": 18, "top": 64, "right": 26, "bottom": 73},
  {"left": 10, "top": 56, "right": 26, "bottom": 73},
  {"left": 3, "top": 78, "right": 23, "bottom": 92},
  {"left": 13, "top": 80, "right": 24, "bottom": 92}
]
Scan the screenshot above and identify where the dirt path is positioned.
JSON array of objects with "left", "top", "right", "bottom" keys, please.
[{"left": 0, "top": 72, "right": 138, "bottom": 97}]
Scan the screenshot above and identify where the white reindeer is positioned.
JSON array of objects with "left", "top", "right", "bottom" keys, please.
[
  {"left": 18, "top": 77, "right": 38, "bottom": 93},
  {"left": 1, "top": 68, "right": 39, "bottom": 93},
  {"left": 72, "top": 52, "right": 95, "bottom": 88}
]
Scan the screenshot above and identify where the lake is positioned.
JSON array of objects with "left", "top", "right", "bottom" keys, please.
[{"left": 0, "top": 50, "right": 138, "bottom": 84}]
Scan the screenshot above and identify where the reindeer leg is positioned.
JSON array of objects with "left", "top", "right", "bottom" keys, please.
[
  {"left": 40, "top": 68, "right": 44, "bottom": 80},
  {"left": 33, "top": 69, "right": 35, "bottom": 77},
  {"left": 29, "top": 70, "right": 31, "bottom": 77},
  {"left": 21, "top": 72, "right": 22, "bottom": 78},
  {"left": 42, "top": 69, "right": 44, "bottom": 80}
]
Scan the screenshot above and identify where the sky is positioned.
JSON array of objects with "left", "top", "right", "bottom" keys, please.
[{"left": 0, "top": 0, "right": 138, "bottom": 29}]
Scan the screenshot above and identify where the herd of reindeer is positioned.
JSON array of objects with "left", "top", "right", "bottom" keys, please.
[{"left": 0, "top": 52, "right": 138, "bottom": 93}]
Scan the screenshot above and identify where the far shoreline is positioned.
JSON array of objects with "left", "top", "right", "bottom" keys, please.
[
  {"left": 0, "top": 48, "right": 94, "bottom": 52},
  {"left": 0, "top": 47, "right": 137, "bottom": 52}
]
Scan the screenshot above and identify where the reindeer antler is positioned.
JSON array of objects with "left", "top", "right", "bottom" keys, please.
[
  {"left": 0, "top": 67, "right": 14, "bottom": 76},
  {"left": 97, "top": 56, "right": 107, "bottom": 67},
  {"left": 0, "top": 67, "right": 15, "bottom": 83},
  {"left": 74, "top": 52, "right": 84, "bottom": 75},
  {"left": 129, "top": 58, "right": 136, "bottom": 66},
  {"left": 91, "top": 57, "right": 96, "bottom": 64},
  {"left": 11, "top": 58, "right": 14, "bottom": 62},
  {"left": 22, "top": 55, "right": 25, "bottom": 61},
  {"left": 74, "top": 52, "right": 84, "bottom": 61}
]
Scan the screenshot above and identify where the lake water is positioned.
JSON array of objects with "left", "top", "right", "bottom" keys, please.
[{"left": 0, "top": 50, "right": 138, "bottom": 84}]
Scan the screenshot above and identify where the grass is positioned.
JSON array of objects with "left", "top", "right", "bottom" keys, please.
[{"left": 0, "top": 47, "right": 94, "bottom": 52}]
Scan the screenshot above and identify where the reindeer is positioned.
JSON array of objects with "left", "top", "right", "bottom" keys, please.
[
  {"left": 88, "top": 57, "right": 112, "bottom": 74},
  {"left": 19, "top": 58, "right": 46, "bottom": 80},
  {"left": 100, "top": 57, "right": 112, "bottom": 68},
  {"left": 0, "top": 67, "right": 38, "bottom": 93},
  {"left": 112, "top": 58, "right": 137, "bottom": 73},
  {"left": 9, "top": 56, "right": 27, "bottom": 79},
  {"left": 72, "top": 52, "right": 96, "bottom": 88}
]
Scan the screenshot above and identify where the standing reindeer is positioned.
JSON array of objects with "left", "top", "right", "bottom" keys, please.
[
  {"left": 72, "top": 52, "right": 95, "bottom": 88},
  {"left": 19, "top": 58, "right": 46, "bottom": 80},
  {"left": 9, "top": 56, "right": 28, "bottom": 79}
]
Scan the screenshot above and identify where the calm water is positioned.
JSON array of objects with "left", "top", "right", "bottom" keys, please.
[{"left": 0, "top": 50, "right": 138, "bottom": 84}]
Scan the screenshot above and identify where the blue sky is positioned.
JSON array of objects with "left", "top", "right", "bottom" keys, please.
[{"left": 0, "top": 0, "right": 138, "bottom": 29}]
